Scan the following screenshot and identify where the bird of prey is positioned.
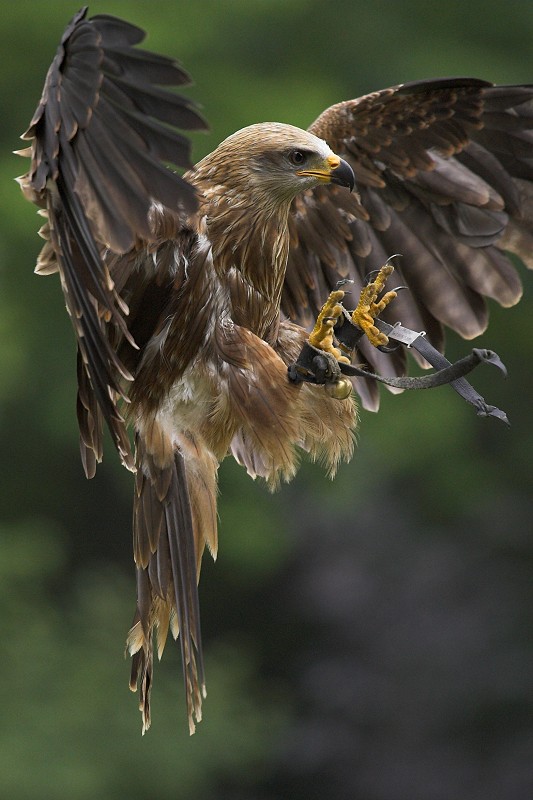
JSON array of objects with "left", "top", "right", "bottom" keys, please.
[{"left": 18, "top": 8, "right": 533, "bottom": 733}]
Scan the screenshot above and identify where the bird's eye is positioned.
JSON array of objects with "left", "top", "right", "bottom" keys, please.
[{"left": 288, "top": 149, "right": 307, "bottom": 166}]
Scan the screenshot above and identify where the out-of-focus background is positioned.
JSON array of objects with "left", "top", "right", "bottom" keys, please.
[{"left": 1, "top": 1, "right": 532, "bottom": 798}]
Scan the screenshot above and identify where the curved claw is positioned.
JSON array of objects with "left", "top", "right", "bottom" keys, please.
[
  {"left": 385, "top": 253, "right": 403, "bottom": 266},
  {"left": 377, "top": 341, "right": 402, "bottom": 353},
  {"left": 364, "top": 254, "right": 402, "bottom": 287},
  {"left": 363, "top": 268, "right": 382, "bottom": 285},
  {"left": 363, "top": 260, "right": 398, "bottom": 286}
]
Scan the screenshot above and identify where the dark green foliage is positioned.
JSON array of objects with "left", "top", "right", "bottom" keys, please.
[{"left": 1, "top": 1, "right": 532, "bottom": 797}]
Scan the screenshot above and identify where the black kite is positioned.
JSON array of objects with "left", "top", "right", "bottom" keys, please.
[{"left": 18, "top": 8, "right": 533, "bottom": 732}]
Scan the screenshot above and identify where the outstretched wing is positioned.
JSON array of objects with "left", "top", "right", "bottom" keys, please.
[
  {"left": 17, "top": 7, "right": 207, "bottom": 466},
  {"left": 284, "top": 78, "right": 533, "bottom": 409},
  {"left": 18, "top": 9, "right": 210, "bottom": 733}
]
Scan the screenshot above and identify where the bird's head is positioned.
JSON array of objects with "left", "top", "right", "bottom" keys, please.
[{"left": 195, "top": 122, "right": 355, "bottom": 209}]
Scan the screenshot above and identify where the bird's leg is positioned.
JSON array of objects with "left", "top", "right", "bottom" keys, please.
[
  {"left": 351, "top": 264, "right": 397, "bottom": 347},
  {"left": 308, "top": 289, "right": 351, "bottom": 364}
]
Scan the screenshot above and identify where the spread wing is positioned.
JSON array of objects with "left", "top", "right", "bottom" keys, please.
[
  {"left": 18, "top": 9, "right": 210, "bottom": 732},
  {"left": 284, "top": 78, "right": 533, "bottom": 409},
  {"left": 17, "top": 7, "right": 207, "bottom": 467}
]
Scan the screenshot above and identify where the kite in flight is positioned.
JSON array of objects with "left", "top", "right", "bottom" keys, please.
[{"left": 18, "top": 8, "right": 533, "bottom": 733}]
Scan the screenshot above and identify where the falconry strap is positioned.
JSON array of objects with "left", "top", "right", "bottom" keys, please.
[{"left": 288, "top": 311, "right": 509, "bottom": 424}]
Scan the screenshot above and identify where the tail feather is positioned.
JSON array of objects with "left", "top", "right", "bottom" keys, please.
[
  {"left": 166, "top": 450, "right": 206, "bottom": 733},
  {"left": 128, "top": 429, "right": 211, "bottom": 734},
  {"left": 177, "top": 432, "right": 219, "bottom": 562}
]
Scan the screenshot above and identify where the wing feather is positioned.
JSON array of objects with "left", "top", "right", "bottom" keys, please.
[
  {"left": 285, "top": 79, "right": 533, "bottom": 408},
  {"left": 18, "top": 7, "right": 207, "bottom": 462}
]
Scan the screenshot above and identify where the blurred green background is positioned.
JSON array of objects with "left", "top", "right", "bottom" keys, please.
[{"left": 1, "top": 1, "right": 532, "bottom": 798}]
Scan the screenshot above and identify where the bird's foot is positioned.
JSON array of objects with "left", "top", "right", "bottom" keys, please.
[
  {"left": 308, "top": 289, "right": 351, "bottom": 364},
  {"left": 351, "top": 264, "right": 397, "bottom": 347}
]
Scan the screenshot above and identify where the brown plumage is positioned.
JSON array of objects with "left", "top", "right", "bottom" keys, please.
[{"left": 18, "top": 9, "right": 533, "bottom": 732}]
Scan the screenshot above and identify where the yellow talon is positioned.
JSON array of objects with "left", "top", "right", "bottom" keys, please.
[
  {"left": 351, "top": 263, "right": 397, "bottom": 347},
  {"left": 308, "top": 289, "right": 350, "bottom": 363}
]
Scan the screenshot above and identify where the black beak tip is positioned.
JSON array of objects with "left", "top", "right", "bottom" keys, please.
[{"left": 331, "top": 157, "right": 355, "bottom": 192}]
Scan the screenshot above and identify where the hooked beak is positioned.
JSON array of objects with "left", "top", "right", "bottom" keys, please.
[
  {"left": 296, "top": 154, "right": 355, "bottom": 192},
  {"left": 328, "top": 155, "right": 355, "bottom": 191}
]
